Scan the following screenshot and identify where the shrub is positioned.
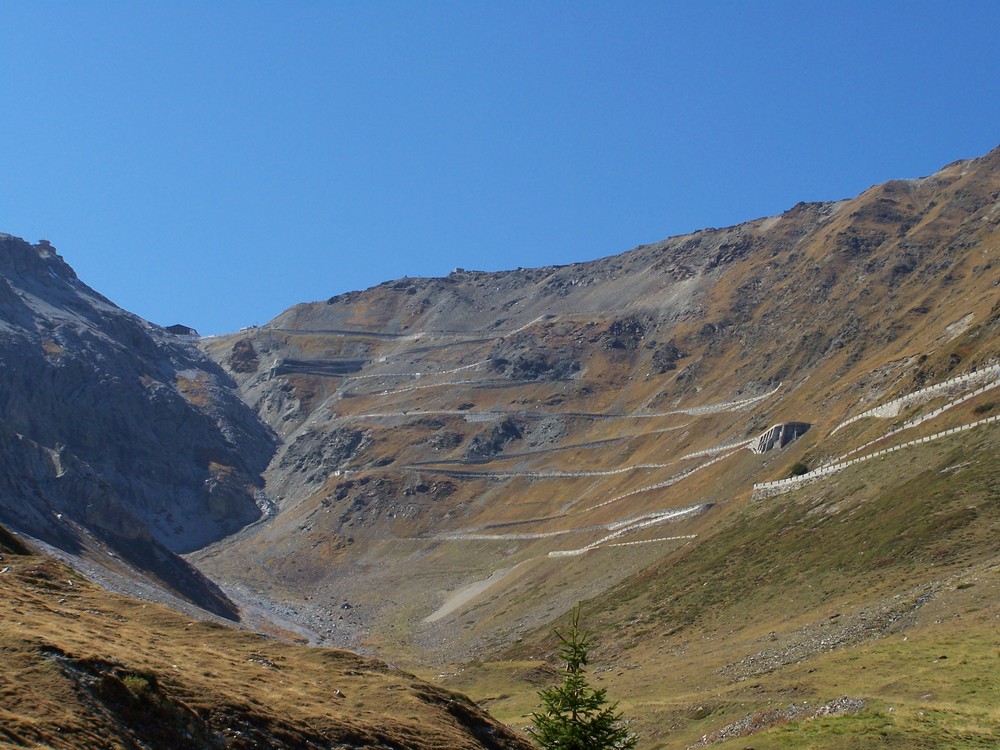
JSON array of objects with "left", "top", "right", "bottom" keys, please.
[{"left": 788, "top": 462, "right": 810, "bottom": 477}]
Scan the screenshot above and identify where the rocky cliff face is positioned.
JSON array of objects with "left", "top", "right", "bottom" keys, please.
[{"left": 0, "top": 235, "right": 276, "bottom": 614}]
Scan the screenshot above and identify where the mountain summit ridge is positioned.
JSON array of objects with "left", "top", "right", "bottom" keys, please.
[{"left": 270, "top": 144, "right": 999, "bottom": 338}]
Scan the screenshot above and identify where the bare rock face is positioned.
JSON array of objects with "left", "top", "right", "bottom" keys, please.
[
  {"left": 0, "top": 235, "right": 277, "bottom": 613},
  {"left": 465, "top": 417, "right": 525, "bottom": 462},
  {"left": 227, "top": 336, "right": 260, "bottom": 372},
  {"left": 0, "top": 422, "right": 239, "bottom": 618}
]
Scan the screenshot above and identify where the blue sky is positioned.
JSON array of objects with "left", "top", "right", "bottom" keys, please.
[{"left": 2, "top": 2, "right": 998, "bottom": 334}]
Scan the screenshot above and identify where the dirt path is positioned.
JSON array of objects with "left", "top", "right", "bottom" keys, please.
[{"left": 351, "top": 384, "right": 781, "bottom": 422}]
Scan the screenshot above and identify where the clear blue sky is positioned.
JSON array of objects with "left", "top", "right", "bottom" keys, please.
[{"left": 2, "top": 2, "right": 998, "bottom": 334}]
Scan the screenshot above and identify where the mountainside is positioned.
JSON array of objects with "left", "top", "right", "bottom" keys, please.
[
  {"left": 0, "top": 234, "right": 276, "bottom": 615},
  {"left": 0, "top": 527, "right": 532, "bottom": 750},
  {"left": 192, "top": 147, "right": 1000, "bottom": 744},
  {"left": 2, "top": 144, "right": 999, "bottom": 748},
  {"left": 195, "top": 146, "right": 999, "bottom": 638}
]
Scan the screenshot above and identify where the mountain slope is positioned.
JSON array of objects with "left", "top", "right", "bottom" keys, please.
[
  {"left": 0, "top": 235, "right": 277, "bottom": 615},
  {"left": 194, "top": 146, "right": 1000, "bottom": 670},
  {"left": 3, "top": 144, "right": 998, "bottom": 748},
  {"left": 0, "top": 527, "right": 532, "bottom": 750},
  {"left": 474, "top": 416, "right": 1000, "bottom": 747}
]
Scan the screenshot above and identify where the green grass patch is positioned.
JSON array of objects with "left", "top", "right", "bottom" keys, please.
[{"left": 575, "top": 436, "right": 1000, "bottom": 649}]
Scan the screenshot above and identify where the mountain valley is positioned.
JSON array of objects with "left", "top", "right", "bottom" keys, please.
[{"left": 2, "top": 145, "right": 1000, "bottom": 748}]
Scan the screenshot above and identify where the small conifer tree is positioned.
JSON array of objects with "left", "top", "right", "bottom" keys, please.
[{"left": 530, "top": 606, "right": 637, "bottom": 750}]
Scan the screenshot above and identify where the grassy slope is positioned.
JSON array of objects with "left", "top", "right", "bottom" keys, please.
[
  {"left": 443, "top": 423, "right": 1000, "bottom": 748},
  {"left": 0, "top": 535, "right": 532, "bottom": 750}
]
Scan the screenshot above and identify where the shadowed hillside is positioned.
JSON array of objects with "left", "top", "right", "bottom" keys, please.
[{"left": 0, "top": 234, "right": 277, "bottom": 616}]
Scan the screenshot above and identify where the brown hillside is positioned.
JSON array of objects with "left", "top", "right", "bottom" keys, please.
[
  {"left": 0, "top": 531, "right": 532, "bottom": 750},
  {"left": 190, "top": 146, "right": 1000, "bottom": 746},
  {"left": 195, "top": 146, "right": 999, "bottom": 663}
]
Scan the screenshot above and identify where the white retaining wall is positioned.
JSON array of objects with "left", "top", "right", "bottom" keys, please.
[
  {"left": 752, "top": 413, "right": 1000, "bottom": 499},
  {"left": 823, "top": 378, "right": 1000, "bottom": 466},
  {"left": 829, "top": 362, "right": 1000, "bottom": 436}
]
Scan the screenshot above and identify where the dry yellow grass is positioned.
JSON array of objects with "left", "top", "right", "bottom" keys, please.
[{"left": 0, "top": 537, "right": 532, "bottom": 749}]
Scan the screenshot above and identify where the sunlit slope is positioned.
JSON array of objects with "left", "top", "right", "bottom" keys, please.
[
  {"left": 0, "top": 529, "right": 531, "bottom": 750},
  {"left": 463, "top": 413, "right": 1000, "bottom": 748},
  {"left": 196, "top": 145, "right": 1000, "bottom": 680}
]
